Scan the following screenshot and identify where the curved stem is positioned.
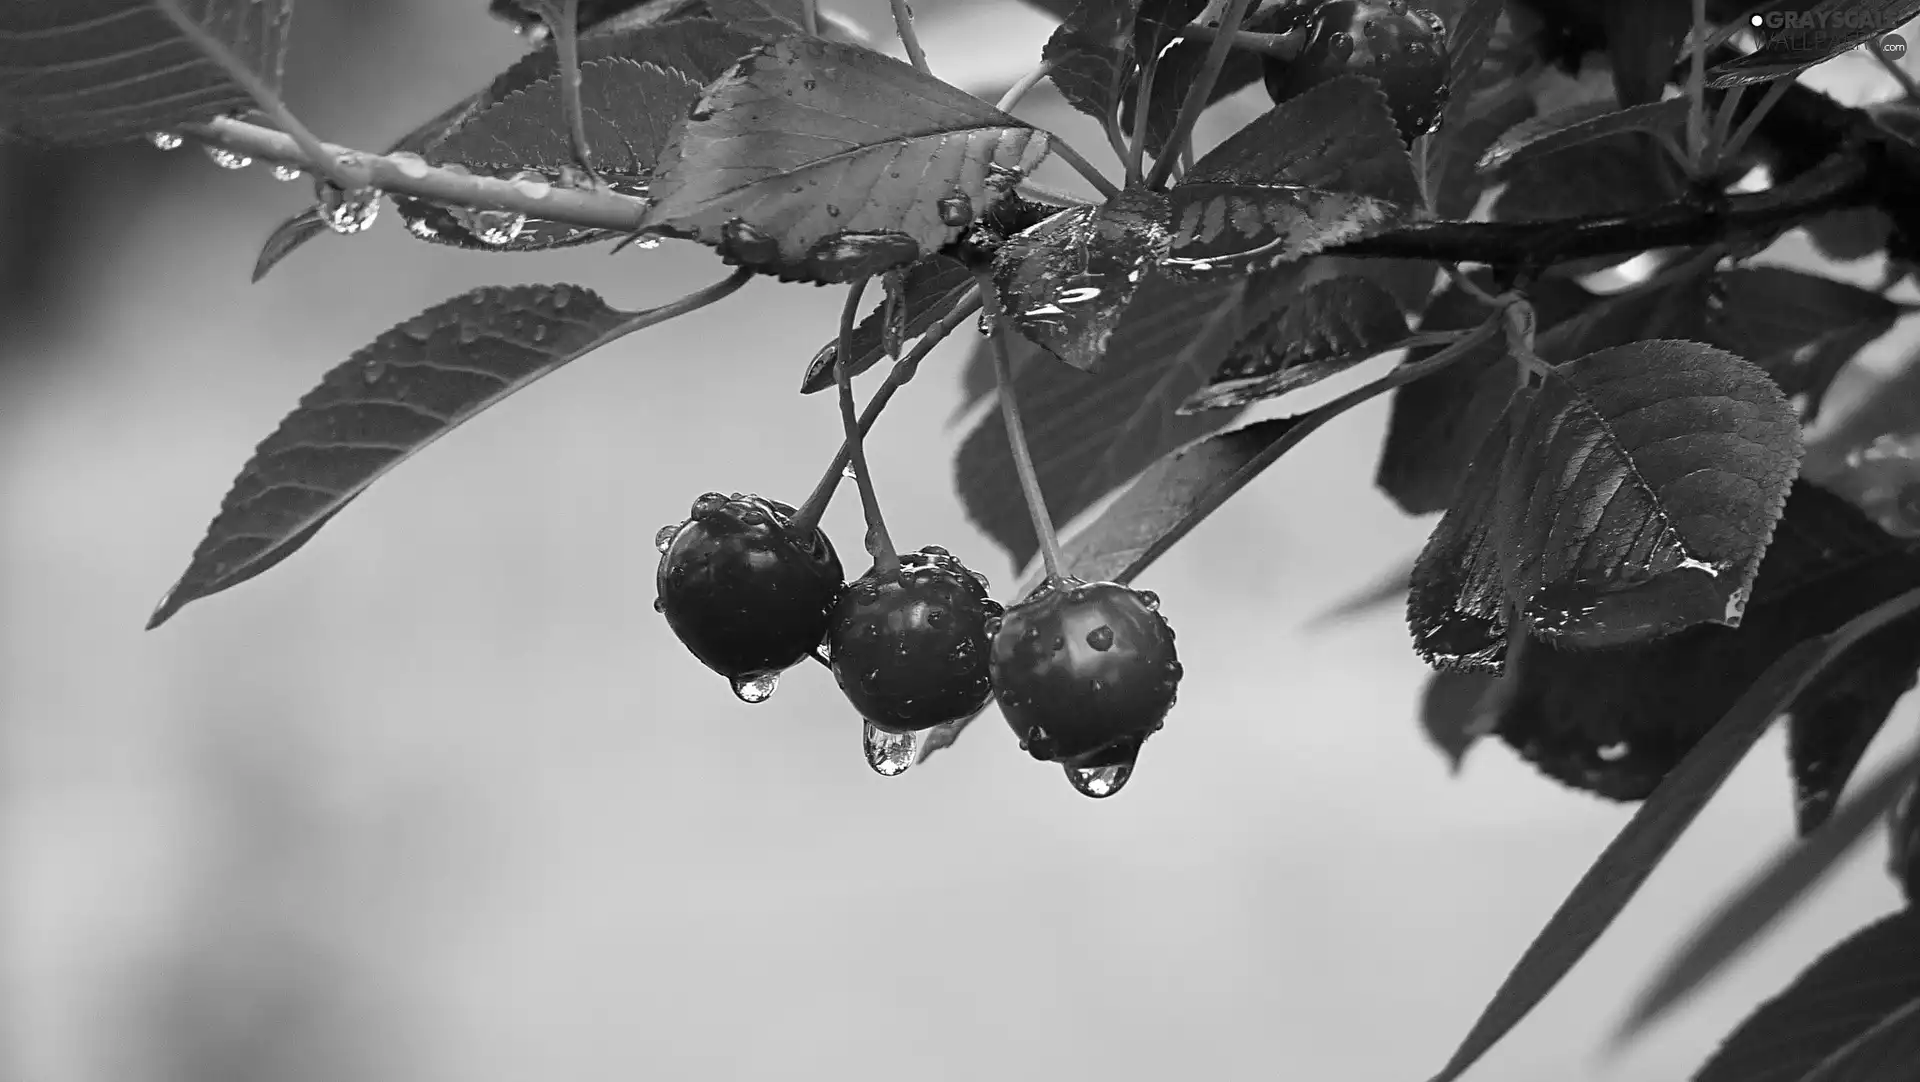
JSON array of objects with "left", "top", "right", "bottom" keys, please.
[
  {"left": 1175, "top": 22, "right": 1304, "bottom": 61},
  {"left": 996, "top": 60, "right": 1057, "bottom": 114},
  {"left": 1148, "top": 0, "right": 1256, "bottom": 190},
  {"left": 1051, "top": 137, "right": 1122, "bottom": 200},
  {"left": 608, "top": 265, "right": 755, "bottom": 337},
  {"left": 793, "top": 285, "right": 985, "bottom": 532},
  {"left": 978, "top": 275, "right": 1066, "bottom": 582},
  {"left": 835, "top": 279, "right": 900, "bottom": 575},
  {"left": 1874, "top": 44, "right": 1920, "bottom": 102},
  {"left": 1721, "top": 76, "right": 1794, "bottom": 166},
  {"left": 890, "top": 0, "right": 931, "bottom": 74},
  {"left": 154, "top": 0, "right": 364, "bottom": 192},
  {"left": 1126, "top": 47, "right": 1162, "bottom": 187}
]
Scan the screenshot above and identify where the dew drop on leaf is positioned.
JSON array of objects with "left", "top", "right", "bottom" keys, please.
[
  {"left": 508, "top": 170, "right": 552, "bottom": 199},
  {"left": 147, "top": 131, "right": 184, "bottom": 151},
  {"left": 270, "top": 164, "right": 302, "bottom": 182},
  {"left": 731, "top": 671, "right": 780, "bottom": 704},
  {"left": 453, "top": 206, "right": 527, "bottom": 246},
  {"left": 654, "top": 523, "right": 682, "bottom": 552},
  {"left": 1066, "top": 760, "right": 1134, "bottom": 798},
  {"left": 632, "top": 235, "right": 663, "bottom": 250},
  {"left": 204, "top": 146, "right": 252, "bottom": 170},
  {"left": 1597, "top": 741, "right": 1630, "bottom": 762},
  {"left": 863, "top": 721, "right": 920, "bottom": 776},
  {"left": 1085, "top": 625, "right": 1115, "bottom": 651},
  {"left": 319, "top": 185, "right": 380, "bottom": 235},
  {"left": 360, "top": 358, "right": 386, "bottom": 384}
]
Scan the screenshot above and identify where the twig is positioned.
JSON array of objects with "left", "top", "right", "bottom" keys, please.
[
  {"left": 890, "top": 0, "right": 931, "bottom": 74},
  {"left": 553, "top": 0, "right": 597, "bottom": 176},
  {"left": 1872, "top": 44, "right": 1920, "bottom": 102},
  {"left": 1051, "top": 137, "right": 1122, "bottom": 199},
  {"left": 1708, "top": 84, "right": 1746, "bottom": 173},
  {"left": 1148, "top": 0, "right": 1256, "bottom": 189},
  {"left": 154, "top": 0, "right": 364, "bottom": 192},
  {"left": 608, "top": 266, "right": 755, "bottom": 338},
  {"left": 979, "top": 274, "right": 1067, "bottom": 582},
  {"left": 836, "top": 279, "right": 900, "bottom": 574},
  {"left": 997, "top": 60, "right": 1057, "bottom": 113},
  {"left": 1174, "top": 22, "right": 1305, "bottom": 61}
]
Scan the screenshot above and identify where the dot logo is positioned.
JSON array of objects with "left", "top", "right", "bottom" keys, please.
[
  {"left": 1881, "top": 32, "right": 1909, "bottom": 58},
  {"left": 1751, "top": 13, "right": 1764, "bottom": 25}
]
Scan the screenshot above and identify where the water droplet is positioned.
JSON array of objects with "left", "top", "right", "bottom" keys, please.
[
  {"left": 922, "top": 545, "right": 949, "bottom": 557},
  {"left": 977, "top": 309, "right": 996, "bottom": 335},
  {"left": 319, "top": 185, "right": 380, "bottom": 235},
  {"left": 985, "top": 164, "right": 1023, "bottom": 191},
  {"left": 863, "top": 721, "right": 920, "bottom": 776},
  {"left": 389, "top": 151, "right": 431, "bottom": 179},
  {"left": 360, "top": 358, "right": 387, "bottom": 384},
  {"left": 984, "top": 616, "right": 1003, "bottom": 636},
  {"left": 1086, "top": 625, "right": 1115, "bottom": 651},
  {"left": 654, "top": 523, "right": 682, "bottom": 552},
  {"left": 1166, "top": 661, "right": 1183, "bottom": 680},
  {"left": 721, "top": 218, "right": 779, "bottom": 264},
  {"left": 1138, "top": 590, "right": 1161, "bottom": 611},
  {"left": 454, "top": 206, "right": 526, "bottom": 246},
  {"left": 204, "top": 146, "right": 252, "bottom": 170},
  {"left": 652, "top": 596, "right": 667, "bottom": 612},
  {"left": 731, "top": 671, "right": 780, "bottom": 704},
  {"left": 937, "top": 193, "right": 973, "bottom": 227},
  {"left": 841, "top": 462, "right": 858, "bottom": 480},
  {"left": 1597, "top": 741, "right": 1630, "bottom": 762},
  {"left": 926, "top": 608, "right": 948, "bottom": 627},
  {"left": 148, "top": 131, "right": 184, "bottom": 151},
  {"left": 270, "top": 163, "right": 302, "bottom": 182},
  {"left": 1066, "top": 761, "right": 1133, "bottom": 798},
  {"left": 632, "top": 234, "right": 663, "bottom": 250},
  {"left": 508, "top": 170, "right": 552, "bottom": 199}
]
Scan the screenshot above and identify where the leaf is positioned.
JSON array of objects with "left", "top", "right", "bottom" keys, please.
[
  {"left": 1308, "top": 554, "right": 1420, "bottom": 627},
  {"left": 800, "top": 255, "right": 975, "bottom": 393},
  {"left": 1491, "top": 481, "right": 1920, "bottom": 803},
  {"left": 1490, "top": 133, "right": 1676, "bottom": 254},
  {"left": 1688, "top": 909, "right": 1920, "bottom": 1082},
  {"left": 1422, "top": 671, "right": 1501, "bottom": 772},
  {"left": 1183, "top": 274, "right": 1417, "bottom": 412},
  {"left": 0, "top": 0, "right": 294, "bottom": 145},
  {"left": 432, "top": 58, "right": 697, "bottom": 180},
  {"left": 1892, "top": 782, "right": 1920, "bottom": 906},
  {"left": 1785, "top": 619, "right": 1920, "bottom": 833},
  {"left": 1476, "top": 97, "right": 1689, "bottom": 174},
  {"left": 488, "top": 0, "right": 704, "bottom": 35},
  {"left": 1043, "top": 0, "right": 1138, "bottom": 126},
  {"left": 707, "top": 0, "right": 807, "bottom": 37},
  {"left": 1054, "top": 321, "right": 1500, "bottom": 584},
  {"left": 149, "top": 285, "right": 636, "bottom": 629},
  {"left": 1427, "top": 78, "right": 1536, "bottom": 219},
  {"left": 959, "top": 269, "right": 1288, "bottom": 570},
  {"left": 1703, "top": 267, "right": 1902, "bottom": 422},
  {"left": 1604, "top": 0, "right": 1690, "bottom": 106},
  {"left": 1796, "top": 998, "right": 1920, "bottom": 1082},
  {"left": 1409, "top": 340, "right": 1803, "bottom": 672},
  {"left": 639, "top": 37, "right": 1052, "bottom": 284},
  {"left": 1707, "top": 0, "right": 1920, "bottom": 88},
  {"left": 1618, "top": 742, "right": 1920, "bottom": 1051},
  {"left": 1407, "top": 403, "right": 1521, "bottom": 672},
  {"left": 252, "top": 206, "right": 330, "bottom": 284},
  {"left": 992, "top": 190, "right": 1171, "bottom": 373},
  {"left": 1420, "top": 581, "right": 1920, "bottom": 1082}
]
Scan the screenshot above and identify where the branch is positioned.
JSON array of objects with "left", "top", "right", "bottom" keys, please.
[{"left": 180, "top": 116, "right": 648, "bottom": 230}]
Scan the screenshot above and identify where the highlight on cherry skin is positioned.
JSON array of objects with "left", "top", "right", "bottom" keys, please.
[
  {"left": 989, "top": 579, "right": 1184, "bottom": 800},
  {"left": 826, "top": 546, "right": 1004, "bottom": 777},
  {"left": 653, "top": 492, "right": 845, "bottom": 704}
]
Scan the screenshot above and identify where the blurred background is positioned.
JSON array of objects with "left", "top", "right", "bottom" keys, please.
[{"left": 4, "top": 2, "right": 1920, "bottom": 1080}]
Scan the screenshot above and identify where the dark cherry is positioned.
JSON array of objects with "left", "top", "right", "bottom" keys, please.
[
  {"left": 654, "top": 492, "right": 843, "bottom": 701},
  {"left": 989, "top": 579, "right": 1182, "bottom": 797},
  {"left": 828, "top": 546, "right": 1003, "bottom": 733},
  {"left": 1263, "top": 0, "right": 1452, "bottom": 143}
]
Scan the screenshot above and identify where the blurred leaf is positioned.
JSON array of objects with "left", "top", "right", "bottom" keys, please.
[
  {"left": 1706, "top": 0, "right": 1920, "bottom": 88},
  {"left": 1422, "top": 671, "right": 1501, "bottom": 772},
  {"left": 1427, "top": 79, "right": 1535, "bottom": 219},
  {"left": 1184, "top": 275, "right": 1418, "bottom": 412},
  {"left": 1618, "top": 742, "right": 1920, "bottom": 1050},
  {"left": 150, "top": 285, "right": 637, "bottom": 628},
  {"left": 640, "top": 38, "right": 1051, "bottom": 283},
  {"left": 432, "top": 58, "right": 695, "bottom": 180},
  {"left": 1491, "top": 134, "right": 1676, "bottom": 276},
  {"left": 1054, "top": 321, "right": 1498, "bottom": 584},
  {"left": 993, "top": 190, "right": 1172, "bottom": 372},
  {"left": 0, "top": 0, "right": 293, "bottom": 145},
  {"left": 1420, "top": 580, "right": 1920, "bottom": 1082},
  {"left": 802, "top": 256, "right": 975, "bottom": 393},
  {"left": 1689, "top": 908, "right": 1920, "bottom": 1081},
  {"left": 1476, "top": 97, "right": 1688, "bottom": 174},
  {"left": 252, "top": 206, "right": 329, "bottom": 284},
  {"left": 1802, "top": 208, "right": 1895, "bottom": 264},
  {"left": 959, "top": 269, "right": 1280, "bottom": 569},
  {"left": 1409, "top": 340, "right": 1802, "bottom": 671},
  {"left": 1121, "top": 35, "right": 1263, "bottom": 159},
  {"left": 1308, "top": 555, "right": 1420, "bottom": 627},
  {"left": 1795, "top": 999, "right": 1920, "bottom": 1082},
  {"left": 1891, "top": 782, "right": 1920, "bottom": 905},
  {"left": 706, "top": 0, "right": 807, "bottom": 36},
  {"left": 1703, "top": 267, "right": 1903, "bottom": 422},
  {"left": 1786, "top": 621, "right": 1920, "bottom": 833},
  {"left": 1604, "top": 0, "right": 1689, "bottom": 106},
  {"left": 1492, "top": 481, "right": 1920, "bottom": 803}
]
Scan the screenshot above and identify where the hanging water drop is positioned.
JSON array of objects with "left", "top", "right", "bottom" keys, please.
[
  {"left": 863, "top": 721, "right": 920, "bottom": 776},
  {"left": 654, "top": 522, "right": 683, "bottom": 552},
  {"left": 720, "top": 218, "right": 779, "bottom": 264},
  {"left": 730, "top": 671, "right": 780, "bottom": 704},
  {"left": 841, "top": 462, "right": 859, "bottom": 480},
  {"left": 632, "top": 234, "right": 663, "bottom": 250},
  {"left": 269, "top": 163, "right": 302, "bottom": 182},
  {"left": 319, "top": 184, "right": 380, "bottom": 235},
  {"left": 653, "top": 596, "right": 667, "bottom": 613},
  {"left": 148, "top": 131, "right": 184, "bottom": 151},
  {"left": 204, "top": 146, "right": 252, "bottom": 170},
  {"left": 1066, "top": 760, "right": 1133, "bottom": 798},
  {"left": 451, "top": 205, "right": 526, "bottom": 246},
  {"left": 977, "top": 309, "right": 996, "bottom": 336}
]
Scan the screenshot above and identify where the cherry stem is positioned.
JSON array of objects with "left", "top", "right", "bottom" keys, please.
[
  {"left": 606, "top": 266, "right": 756, "bottom": 340},
  {"left": 792, "top": 285, "right": 985, "bottom": 534},
  {"left": 979, "top": 275, "right": 1067, "bottom": 583},
  {"left": 1126, "top": 46, "right": 1162, "bottom": 187},
  {"left": 1875, "top": 45, "right": 1920, "bottom": 102},
  {"left": 836, "top": 278, "right": 900, "bottom": 576},
  {"left": 553, "top": 0, "right": 598, "bottom": 179},
  {"left": 800, "top": 0, "right": 818, "bottom": 36},
  {"left": 1720, "top": 76, "right": 1793, "bottom": 167},
  {"left": 152, "top": 0, "right": 365, "bottom": 192},
  {"left": 996, "top": 59, "right": 1057, "bottom": 113},
  {"left": 1175, "top": 22, "right": 1305, "bottom": 61},
  {"left": 1708, "top": 83, "right": 1746, "bottom": 174},
  {"left": 890, "top": 0, "right": 931, "bottom": 74},
  {"left": 1149, "top": 0, "right": 1256, "bottom": 190}
]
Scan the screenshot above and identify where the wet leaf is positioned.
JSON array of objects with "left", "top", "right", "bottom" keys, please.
[
  {"left": 640, "top": 37, "right": 1052, "bottom": 284},
  {"left": 149, "top": 285, "right": 636, "bottom": 629},
  {"left": 432, "top": 58, "right": 696, "bottom": 180},
  {"left": 1689, "top": 909, "right": 1920, "bottom": 1081},
  {"left": 1055, "top": 321, "right": 1499, "bottom": 584},
  {"left": 1618, "top": 743, "right": 1920, "bottom": 1051},
  {"left": 1042, "top": 0, "right": 1139, "bottom": 125},
  {"left": 801, "top": 255, "right": 975, "bottom": 393},
  {"left": 1422, "top": 671, "right": 1501, "bottom": 772},
  {"left": 1427, "top": 79, "right": 1535, "bottom": 219},
  {"left": 0, "top": 0, "right": 294, "bottom": 145},
  {"left": 1409, "top": 340, "right": 1803, "bottom": 672},
  {"left": 1184, "top": 274, "right": 1415, "bottom": 412},
  {"left": 959, "top": 269, "right": 1290, "bottom": 570},
  {"left": 1491, "top": 135, "right": 1676, "bottom": 270},
  {"left": 1706, "top": 0, "right": 1920, "bottom": 88},
  {"left": 1703, "top": 267, "right": 1902, "bottom": 422},
  {"left": 1421, "top": 581, "right": 1920, "bottom": 1082},
  {"left": 1491, "top": 481, "right": 1920, "bottom": 804},
  {"left": 707, "top": 0, "right": 808, "bottom": 37},
  {"left": 991, "top": 190, "right": 1171, "bottom": 373},
  {"left": 1476, "top": 97, "right": 1689, "bottom": 174}
]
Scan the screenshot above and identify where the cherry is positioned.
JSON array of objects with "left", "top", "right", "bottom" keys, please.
[
  {"left": 1263, "top": 0, "right": 1452, "bottom": 143},
  {"left": 828, "top": 547, "right": 1003, "bottom": 752},
  {"left": 989, "top": 579, "right": 1183, "bottom": 798},
  {"left": 654, "top": 492, "right": 844, "bottom": 702}
]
